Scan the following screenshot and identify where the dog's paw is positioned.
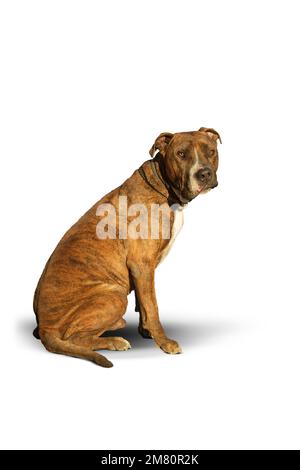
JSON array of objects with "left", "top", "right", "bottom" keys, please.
[
  {"left": 107, "top": 337, "right": 131, "bottom": 351},
  {"left": 159, "top": 339, "right": 182, "bottom": 355}
]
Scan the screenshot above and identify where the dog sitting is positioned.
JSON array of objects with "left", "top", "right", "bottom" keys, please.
[{"left": 33, "top": 127, "right": 221, "bottom": 367}]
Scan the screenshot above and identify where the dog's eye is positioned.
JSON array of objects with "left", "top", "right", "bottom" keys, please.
[
  {"left": 209, "top": 149, "right": 215, "bottom": 157},
  {"left": 177, "top": 151, "right": 185, "bottom": 159}
]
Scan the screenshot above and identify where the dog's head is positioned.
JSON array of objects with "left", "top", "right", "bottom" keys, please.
[{"left": 149, "top": 127, "right": 221, "bottom": 203}]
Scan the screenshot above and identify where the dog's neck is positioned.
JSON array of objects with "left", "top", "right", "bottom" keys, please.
[{"left": 139, "top": 154, "right": 187, "bottom": 206}]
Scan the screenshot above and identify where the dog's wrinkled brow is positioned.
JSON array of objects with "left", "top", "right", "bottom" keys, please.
[
  {"left": 175, "top": 140, "right": 192, "bottom": 151},
  {"left": 200, "top": 143, "right": 209, "bottom": 153}
]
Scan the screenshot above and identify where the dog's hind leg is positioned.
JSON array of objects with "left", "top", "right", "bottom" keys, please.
[
  {"left": 70, "top": 335, "right": 131, "bottom": 351},
  {"left": 39, "top": 290, "right": 129, "bottom": 367},
  {"left": 69, "top": 317, "right": 130, "bottom": 351},
  {"left": 33, "top": 326, "right": 40, "bottom": 339}
]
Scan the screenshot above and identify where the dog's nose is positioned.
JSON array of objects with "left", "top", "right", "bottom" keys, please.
[{"left": 196, "top": 167, "right": 212, "bottom": 184}]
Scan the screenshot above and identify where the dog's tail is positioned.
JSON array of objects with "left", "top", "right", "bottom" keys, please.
[{"left": 39, "top": 331, "right": 113, "bottom": 368}]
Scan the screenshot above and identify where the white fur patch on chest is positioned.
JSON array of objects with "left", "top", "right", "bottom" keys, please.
[{"left": 159, "top": 205, "right": 184, "bottom": 264}]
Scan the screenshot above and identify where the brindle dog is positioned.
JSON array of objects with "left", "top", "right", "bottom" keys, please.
[{"left": 33, "top": 127, "right": 221, "bottom": 367}]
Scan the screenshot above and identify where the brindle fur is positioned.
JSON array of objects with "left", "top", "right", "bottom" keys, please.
[{"left": 34, "top": 127, "right": 221, "bottom": 367}]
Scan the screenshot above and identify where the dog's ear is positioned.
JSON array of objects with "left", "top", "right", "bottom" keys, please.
[
  {"left": 149, "top": 132, "right": 174, "bottom": 157},
  {"left": 199, "top": 127, "right": 222, "bottom": 144}
]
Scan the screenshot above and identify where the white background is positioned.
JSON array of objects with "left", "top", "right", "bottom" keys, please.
[{"left": 1, "top": 0, "right": 300, "bottom": 450}]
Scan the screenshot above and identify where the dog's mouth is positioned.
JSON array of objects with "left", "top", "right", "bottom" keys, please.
[
  {"left": 198, "top": 187, "right": 211, "bottom": 195},
  {"left": 171, "top": 178, "right": 218, "bottom": 204},
  {"left": 198, "top": 181, "right": 218, "bottom": 194},
  {"left": 197, "top": 185, "right": 209, "bottom": 194},
  {"left": 188, "top": 181, "right": 218, "bottom": 200}
]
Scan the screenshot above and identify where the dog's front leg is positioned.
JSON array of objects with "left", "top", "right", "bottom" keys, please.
[
  {"left": 132, "top": 267, "right": 181, "bottom": 354},
  {"left": 135, "top": 290, "right": 152, "bottom": 338}
]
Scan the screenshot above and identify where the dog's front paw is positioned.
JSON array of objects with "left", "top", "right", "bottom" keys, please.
[{"left": 159, "top": 339, "right": 182, "bottom": 354}]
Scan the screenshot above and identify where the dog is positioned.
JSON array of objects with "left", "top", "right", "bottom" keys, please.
[{"left": 33, "top": 127, "right": 221, "bottom": 367}]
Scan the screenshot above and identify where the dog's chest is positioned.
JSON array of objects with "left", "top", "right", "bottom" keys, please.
[{"left": 159, "top": 206, "right": 184, "bottom": 264}]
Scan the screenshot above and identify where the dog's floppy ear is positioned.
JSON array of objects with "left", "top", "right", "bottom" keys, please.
[
  {"left": 149, "top": 132, "right": 174, "bottom": 157},
  {"left": 199, "top": 127, "right": 222, "bottom": 144}
]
